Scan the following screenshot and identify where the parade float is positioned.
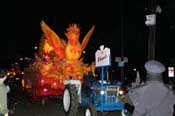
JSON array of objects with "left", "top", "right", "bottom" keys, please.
[{"left": 23, "top": 21, "right": 96, "bottom": 104}]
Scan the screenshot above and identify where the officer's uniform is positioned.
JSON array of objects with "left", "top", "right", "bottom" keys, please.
[{"left": 125, "top": 60, "right": 175, "bottom": 116}]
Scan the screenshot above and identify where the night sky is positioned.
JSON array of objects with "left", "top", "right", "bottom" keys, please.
[{"left": 0, "top": 0, "right": 175, "bottom": 68}]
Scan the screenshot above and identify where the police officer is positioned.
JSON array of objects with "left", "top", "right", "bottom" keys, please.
[{"left": 125, "top": 60, "right": 175, "bottom": 116}]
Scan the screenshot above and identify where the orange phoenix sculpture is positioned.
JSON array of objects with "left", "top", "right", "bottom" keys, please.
[{"left": 29, "top": 21, "right": 95, "bottom": 91}]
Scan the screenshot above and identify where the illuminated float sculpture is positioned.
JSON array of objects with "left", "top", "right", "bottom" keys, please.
[{"left": 23, "top": 21, "right": 95, "bottom": 103}]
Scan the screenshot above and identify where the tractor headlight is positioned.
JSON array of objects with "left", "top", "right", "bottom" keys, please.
[{"left": 100, "top": 90, "right": 105, "bottom": 95}]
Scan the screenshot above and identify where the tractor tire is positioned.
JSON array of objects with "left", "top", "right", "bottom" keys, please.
[
  {"left": 63, "top": 85, "right": 79, "bottom": 116},
  {"left": 121, "top": 109, "right": 131, "bottom": 116},
  {"left": 84, "top": 103, "right": 97, "bottom": 116}
]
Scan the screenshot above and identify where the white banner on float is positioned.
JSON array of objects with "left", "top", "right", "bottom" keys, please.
[{"left": 95, "top": 45, "right": 111, "bottom": 67}]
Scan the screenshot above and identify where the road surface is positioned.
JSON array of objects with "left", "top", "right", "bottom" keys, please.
[{"left": 8, "top": 91, "right": 122, "bottom": 116}]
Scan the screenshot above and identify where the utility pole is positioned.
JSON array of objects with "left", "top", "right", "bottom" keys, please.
[
  {"left": 145, "top": 0, "right": 157, "bottom": 60},
  {"left": 120, "top": 0, "right": 125, "bottom": 84}
]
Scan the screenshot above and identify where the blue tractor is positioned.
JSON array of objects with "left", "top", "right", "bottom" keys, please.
[
  {"left": 63, "top": 67, "right": 126, "bottom": 116},
  {"left": 63, "top": 45, "right": 126, "bottom": 116},
  {"left": 82, "top": 69, "right": 126, "bottom": 116}
]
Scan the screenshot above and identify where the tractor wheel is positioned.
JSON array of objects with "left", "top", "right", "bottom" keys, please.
[
  {"left": 84, "top": 103, "right": 97, "bottom": 116},
  {"left": 63, "top": 85, "right": 79, "bottom": 116},
  {"left": 121, "top": 109, "right": 130, "bottom": 116}
]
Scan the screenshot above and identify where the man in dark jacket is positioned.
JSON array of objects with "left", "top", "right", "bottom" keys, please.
[{"left": 125, "top": 60, "right": 175, "bottom": 116}]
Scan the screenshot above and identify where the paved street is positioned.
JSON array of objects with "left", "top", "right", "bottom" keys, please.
[{"left": 8, "top": 91, "right": 122, "bottom": 116}]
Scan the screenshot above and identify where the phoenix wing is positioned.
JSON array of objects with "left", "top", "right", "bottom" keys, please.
[
  {"left": 40, "top": 20, "right": 65, "bottom": 59},
  {"left": 81, "top": 25, "right": 95, "bottom": 52}
]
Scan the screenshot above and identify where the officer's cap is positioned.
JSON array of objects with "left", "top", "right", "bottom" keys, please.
[{"left": 144, "top": 60, "right": 165, "bottom": 75}]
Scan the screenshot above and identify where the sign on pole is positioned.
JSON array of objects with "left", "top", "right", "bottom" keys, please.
[
  {"left": 95, "top": 45, "right": 111, "bottom": 67},
  {"left": 145, "top": 14, "right": 156, "bottom": 26},
  {"left": 168, "top": 67, "right": 174, "bottom": 77},
  {"left": 115, "top": 57, "right": 128, "bottom": 63},
  {"left": 118, "top": 61, "right": 125, "bottom": 67}
]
